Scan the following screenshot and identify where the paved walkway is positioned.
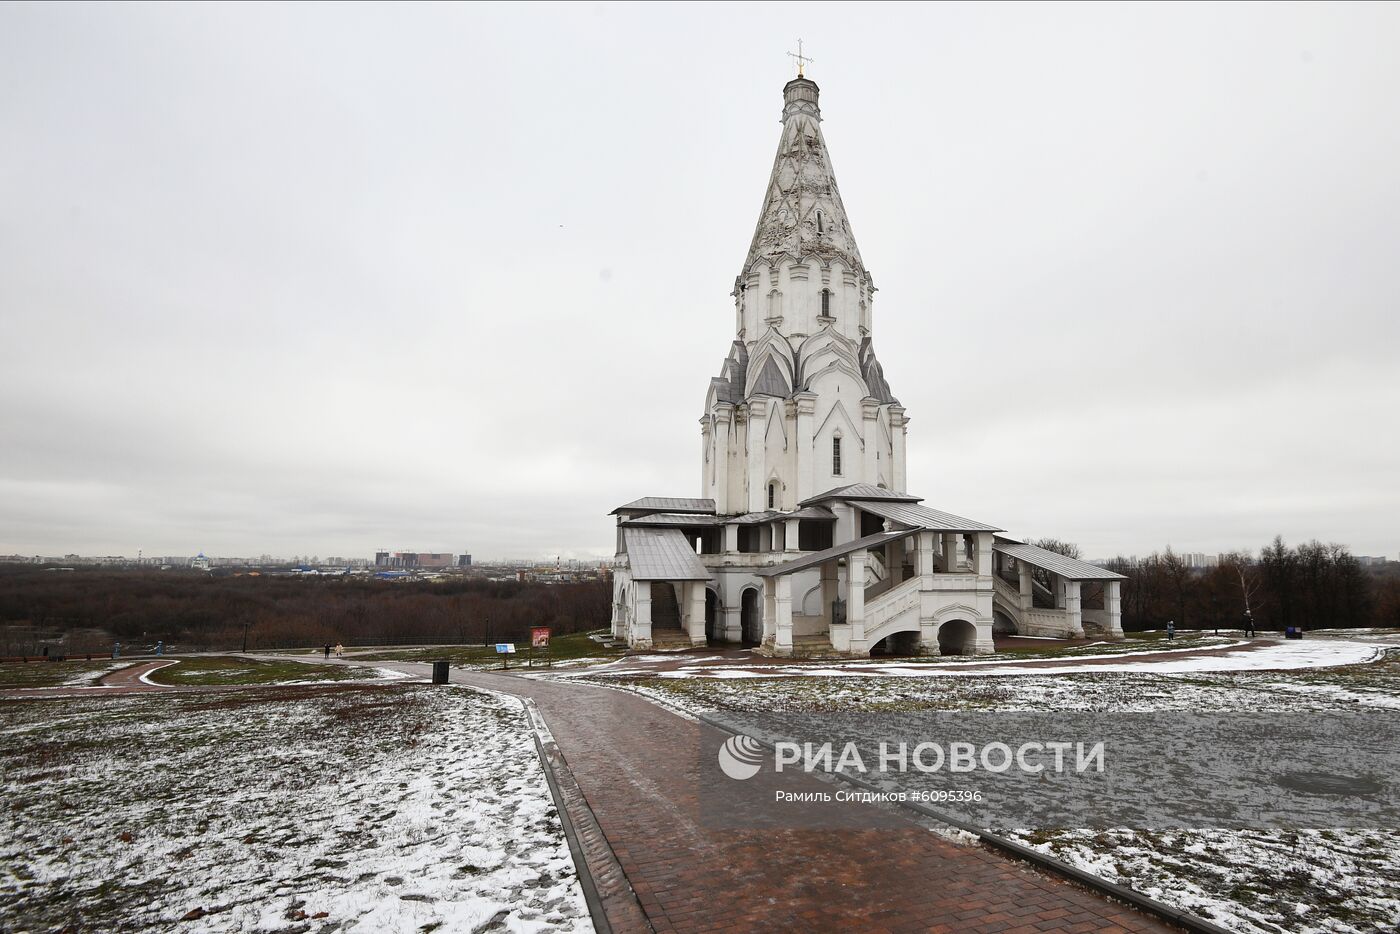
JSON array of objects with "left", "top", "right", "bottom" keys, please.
[{"left": 454, "top": 666, "right": 1178, "bottom": 933}]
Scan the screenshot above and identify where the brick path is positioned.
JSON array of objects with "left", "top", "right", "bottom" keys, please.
[{"left": 459, "top": 668, "right": 1181, "bottom": 934}]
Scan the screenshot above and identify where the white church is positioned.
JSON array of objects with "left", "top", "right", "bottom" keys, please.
[{"left": 610, "top": 71, "right": 1124, "bottom": 657}]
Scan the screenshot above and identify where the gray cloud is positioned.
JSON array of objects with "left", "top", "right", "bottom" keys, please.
[{"left": 2, "top": 2, "right": 1397, "bottom": 559}]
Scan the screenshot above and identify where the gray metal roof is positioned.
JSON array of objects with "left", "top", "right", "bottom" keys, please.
[
  {"left": 994, "top": 537, "right": 1125, "bottom": 581},
  {"left": 798, "top": 483, "right": 922, "bottom": 507},
  {"left": 621, "top": 512, "right": 723, "bottom": 528},
  {"left": 730, "top": 510, "right": 783, "bottom": 525},
  {"left": 729, "top": 505, "right": 835, "bottom": 525},
  {"left": 611, "top": 497, "right": 716, "bottom": 516},
  {"left": 756, "top": 527, "right": 925, "bottom": 578},
  {"left": 623, "top": 528, "right": 713, "bottom": 581},
  {"left": 857, "top": 499, "right": 1003, "bottom": 533},
  {"left": 787, "top": 505, "right": 837, "bottom": 520}
]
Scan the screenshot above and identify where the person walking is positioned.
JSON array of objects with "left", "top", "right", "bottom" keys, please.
[
  {"left": 1243, "top": 611, "right": 1255, "bottom": 638},
  {"left": 323, "top": 643, "right": 331, "bottom": 659},
  {"left": 334, "top": 642, "right": 344, "bottom": 658}
]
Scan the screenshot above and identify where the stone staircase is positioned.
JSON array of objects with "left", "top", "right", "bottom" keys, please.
[{"left": 648, "top": 585, "right": 692, "bottom": 650}]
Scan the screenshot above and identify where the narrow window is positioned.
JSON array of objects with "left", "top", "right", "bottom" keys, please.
[
  {"left": 832, "top": 437, "right": 843, "bottom": 476},
  {"left": 820, "top": 288, "right": 831, "bottom": 317},
  {"left": 767, "top": 481, "right": 776, "bottom": 510},
  {"left": 816, "top": 210, "right": 824, "bottom": 233}
]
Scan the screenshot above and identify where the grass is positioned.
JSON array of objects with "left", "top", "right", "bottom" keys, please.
[
  {"left": 0, "top": 685, "right": 588, "bottom": 932},
  {"left": 0, "top": 659, "right": 127, "bottom": 689},
  {"left": 349, "top": 630, "right": 624, "bottom": 668},
  {"left": 148, "top": 656, "right": 378, "bottom": 685}
]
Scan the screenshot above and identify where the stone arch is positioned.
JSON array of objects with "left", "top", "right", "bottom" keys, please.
[
  {"left": 992, "top": 608, "right": 1018, "bottom": 635},
  {"left": 870, "top": 630, "right": 921, "bottom": 657},
  {"left": 938, "top": 619, "right": 978, "bottom": 656},
  {"left": 740, "top": 587, "right": 762, "bottom": 648},
  {"left": 705, "top": 587, "right": 722, "bottom": 645}
]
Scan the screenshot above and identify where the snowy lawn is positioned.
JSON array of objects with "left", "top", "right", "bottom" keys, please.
[
  {"left": 149, "top": 656, "right": 383, "bottom": 686},
  {"left": 594, "top": 645, "right": 1400, "bottom": 934},
  {"left": 0, "top": 684, "right": 590, "bottom": 933},
  {"left": 0, "top": 659, "right": 133, "bottom": 690}
]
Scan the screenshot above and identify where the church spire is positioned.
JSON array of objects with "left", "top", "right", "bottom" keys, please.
[{"left": 742, "top": 74, "right": 865, "bottom": 279}]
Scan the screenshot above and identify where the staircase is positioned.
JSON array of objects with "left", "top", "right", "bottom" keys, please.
[
  {"left": 862, "top": 576, "right": 922, "bottom": 648},
  {"left": 648, "top": 585, "right": 692, "bottom": 650}
]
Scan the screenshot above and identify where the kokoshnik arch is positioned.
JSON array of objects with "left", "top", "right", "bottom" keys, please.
[{"left": 609, "top": 72, "right": 1125, "bottom": 657}]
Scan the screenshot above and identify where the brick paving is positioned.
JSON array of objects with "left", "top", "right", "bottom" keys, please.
[{"left": 460, "top": 669, "right": 1183, "bottom": 933}]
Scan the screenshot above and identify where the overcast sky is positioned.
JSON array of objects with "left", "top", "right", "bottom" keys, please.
[{"left": 2, "top": 2, "right": 1398, "bottom": 561}]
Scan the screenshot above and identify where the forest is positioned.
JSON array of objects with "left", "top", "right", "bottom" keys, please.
[
  {"left": 1092, "top": 536, "right": 1398, "bottom": 631},
  {"left": 0, "top": 567, "right": 610, "bottom": 655}
]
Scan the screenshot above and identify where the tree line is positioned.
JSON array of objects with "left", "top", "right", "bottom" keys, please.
[
  {"left": 1093, "top": 537, "right": 1397, "bottom": 631},
  {"left": 0, "top": 567, "right": 611, "bottom": 654}
]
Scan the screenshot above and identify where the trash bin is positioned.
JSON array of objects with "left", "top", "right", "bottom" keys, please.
[{"left": 432, "top": 660, "right": 450, "bottom": 684}]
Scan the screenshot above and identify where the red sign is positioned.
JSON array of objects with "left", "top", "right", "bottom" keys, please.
[{"left": 531, "top": 627, "right": 551, "bottom": 648}]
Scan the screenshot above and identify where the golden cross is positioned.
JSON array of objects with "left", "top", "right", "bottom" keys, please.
[{"left": 787, "top": 39, "right": 813, "bottom": 78}]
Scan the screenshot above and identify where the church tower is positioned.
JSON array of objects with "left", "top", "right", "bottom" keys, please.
[{"left": 701, "top": 76, "right": 908, "bottom": 514}]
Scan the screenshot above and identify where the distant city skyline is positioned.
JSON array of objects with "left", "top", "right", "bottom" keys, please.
[{"left": 3, "top": 4, "right": 1398, "bottom": 559}]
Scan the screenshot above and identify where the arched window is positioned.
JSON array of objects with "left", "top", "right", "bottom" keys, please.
[
  {"left": 820, "top": 288, "right": 831, "bottom": 317},
  {"left": 767, "top": 481, "right": 777, "bottom": 510},
  {"left": 767, "top": 289, "right": 782, "bottom": 318},
  {"left": 832, "top": 436, "right": 843, "bottom": 476}
]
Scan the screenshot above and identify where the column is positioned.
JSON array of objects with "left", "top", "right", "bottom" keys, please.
[
  {"left": 785, "top": 518, "right": 801, "bottom": 553},
  {"left": 763, "top": 577, "right": 777, "bottom": 646},
  {"left": 713, "top": 406, "right": 733, "bottom": 514},
  {"left": 889, "top": 406, "right": 907, "bottom": 492},
  {"left": 724, "top": 523, "right": 739, "bottom": 554},
  {"left": 916, "top": 531, "right": 936, "bottom": 578},
  {"left": 1104, "top": 580, "right": 1123, "bottom": 639},
  {"left": 700, "top": 416, "right": 712, "bottom": 504},
  {"left": 973, "top": 532, "right": 993, "bottom": 577},
  {"left": 634, "top": 589, "right": 653, "bottom": 649},
  {"left": 685, "top": 581, "right": 707, "bottom": 646},
  {"left": 794, "top": 393, "right": 817, "bottom": 503},
  {"left": 820, "top": 560, "right": 839, "bottom": 626},
  {"left": 861, "top": 399, "right": 880, "bottom": 483},
  {"left": 847, "top": 548, "right": 867, "bottom": 654},
  {"left": 747, "top": 400, "right": 768, "bottom": 513},
  {"left": 1018, "top": 562, "right": 1034, "bottom": 612},
  {"left": 1063, "top": 580, "right": 1083, "bottom": 638},
  {"left": 774, "top": 575, "right": 794, "bottom": 655},
  {"left": 723, "top": 601, "right": 742, "bottom": 642},
  {"left": 941, "top": 533, "right": 961, "bottom": 572}
]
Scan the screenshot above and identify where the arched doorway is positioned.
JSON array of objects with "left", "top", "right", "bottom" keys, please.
[
  {"left": 938, "top": 619, "right": 978, "bottom": 656},
  {"left": 704, "top": 589, "right": 721, "bottom": 645},
  {"left": 870, "top": 630, "right": 920, "bottom": 657},
  {"left": 740, "top": 587, "right": 761, "bottom": 647}
]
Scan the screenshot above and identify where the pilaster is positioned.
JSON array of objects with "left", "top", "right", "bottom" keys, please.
[{"left": 793, "top": 392, "right": 818, "bottom": 504}]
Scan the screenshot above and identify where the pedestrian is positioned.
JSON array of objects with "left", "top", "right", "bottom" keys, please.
[
  {"left": 335, "top": 643, "right": 344, "bottom": 658},
  {"left": 1166, "top": 620, "right": 1175, "bottom": 640},
  {"left": 155, "top": 641, "right": 164, "bottom": 657},
  {"left": 323, "top": 643, "right": 331, "bottom": 659},
  {"left": 1243, "top": 611, "right": 1255, "bottom": 638},
  {"left": 113, "top": 642, "right": 121, "bottom": 659}
]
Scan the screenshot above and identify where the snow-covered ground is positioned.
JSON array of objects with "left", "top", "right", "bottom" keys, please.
[
  {"left": 594, "top": 643, "right": 1400, "bottom": 934},
  {"left": 607, "top": 638, "right": 1383, "bottom": 680},
  {"left": 0, "top": 685, "right": 591, "bottom": 933}
]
